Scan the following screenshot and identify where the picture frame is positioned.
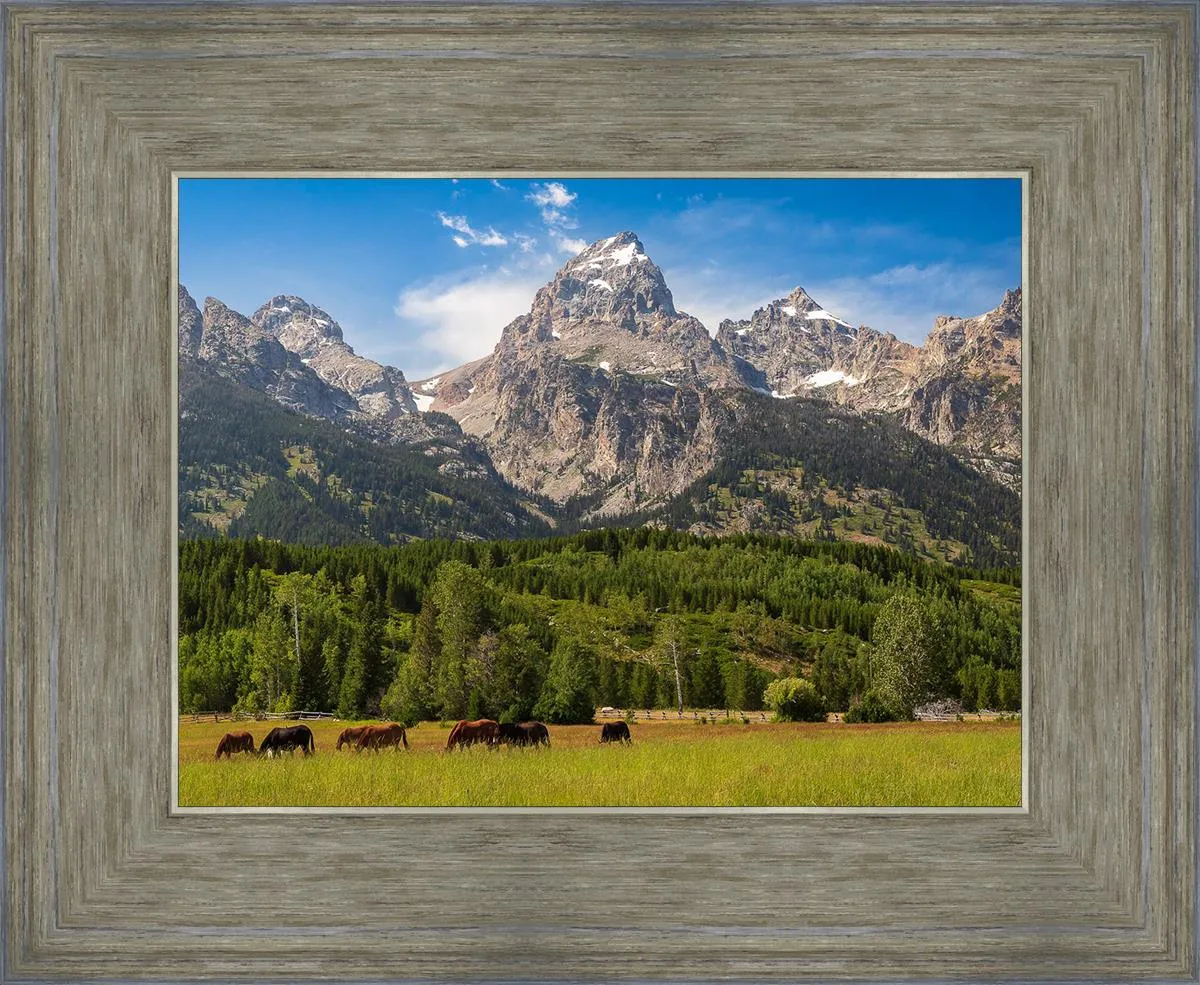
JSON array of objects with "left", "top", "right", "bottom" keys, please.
[{"left": 3, "top": 2, "right": 1195, "bottom": 981}]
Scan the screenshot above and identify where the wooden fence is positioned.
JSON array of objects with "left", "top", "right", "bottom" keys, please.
[
  {"left": 187, "top": 710, "right": 336, "bottom": 724},
  {"left": 596, "top": 708, "right": 769, "bottom": 722}
]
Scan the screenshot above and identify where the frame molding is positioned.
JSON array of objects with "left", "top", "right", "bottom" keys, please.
[{"left": 3, "top": 2, "right": 1196, "bottom": 980}]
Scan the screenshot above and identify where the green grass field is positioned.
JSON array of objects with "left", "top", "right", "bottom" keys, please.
[{"left": 178, "top": 718, "right": 1021, "bottom": 808}]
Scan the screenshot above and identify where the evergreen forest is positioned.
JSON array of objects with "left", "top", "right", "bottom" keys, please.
[{"left": 178, "top": 528, "right": 1022, "bottom": 725}]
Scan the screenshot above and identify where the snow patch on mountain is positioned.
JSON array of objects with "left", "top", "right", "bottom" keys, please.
[
  {"left": 806, "top": 369, "right": 861, "bottom": 388},
  {"left": 807, "top": 309, "right": 853, "bottom": 328}
]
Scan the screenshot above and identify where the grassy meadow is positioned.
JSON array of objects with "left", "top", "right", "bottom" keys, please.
[{"left": 178, "top": 716, "right": 1021, "bottom": 808}]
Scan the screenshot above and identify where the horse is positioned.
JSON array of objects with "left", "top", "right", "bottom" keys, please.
[
  {"left": 600, "top": 721, "right": 632, "bottom": 744},
  {"left": 446, "top": 719, "right": 499, "bottom": 750},
  {"left": 259, "top": 723, "right": 316, "bottom": 757},
  {"left": 214, "top": 731, "right": 256, "bottom": 759},
  {"left": 490, "top": 721, "right": 550, "bottom": 748},
  {"left": 356, "top": 723, "right": 409, "bottom": 752},
  {"left": 491, "top": 722, "right": 525, "bottom": 747},
  {"left": 336, "top": 725, "right": 372, "bottom": 750},
  {"left": 517, "top": 721, "right": 550, "bottom": 747}
]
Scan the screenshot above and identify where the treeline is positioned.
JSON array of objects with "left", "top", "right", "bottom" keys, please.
[{"left": 178, "top": 529, "right": 1022, "bottom": 723}]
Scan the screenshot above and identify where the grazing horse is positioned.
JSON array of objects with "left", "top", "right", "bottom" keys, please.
[
  {"left": 491, "top": 722, "right": 526, "bottom": 747},
  {"left": 491, "top": 721, "right": 550, "bottom": 748},
  {"left": 446, "top": 719, "right": 499, "bottom": 750},
  {"left": 259, "top": 724, "right": 316, "bottom": 757},
  {"left": 600, "top": 721, "right": 632, "bottom": 744},
  {"left": 215, "top": 731, "right": 256, "bottom": 759},
  {"left": 336, "top": 725, "right": 372, "bottom": 751},
  {"left": 356, "top": 723, "right": 409, "bottom": 752},
  {"left": 520, "top": 721, "right": 550, "bottom": 746}
]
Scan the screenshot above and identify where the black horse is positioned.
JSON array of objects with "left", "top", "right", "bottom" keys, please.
[
  {"left": 493, "top": 721, "right": 551, "bottom": 748},
  {"left": 259, "top": 724, "right": 316, "bottom": 757},
  {"left": 520, "top": 721, "right": 550, "bottom": 747},
  {"left": 600, "top": 721, "right": 631, "bottom": 744}
]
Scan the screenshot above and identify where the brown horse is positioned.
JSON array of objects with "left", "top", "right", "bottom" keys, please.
[
  {"left": 336, "top": 725, "right": 372, "bottom": 751},
  {"left": 355, "top": 723, "right": 409, "bottom": 752},
  {"left": 215, "top": 731, "right": 256, "bottom": 759},
  {"left": 446, "top": 719, "right": 499, "bottom": 750}
]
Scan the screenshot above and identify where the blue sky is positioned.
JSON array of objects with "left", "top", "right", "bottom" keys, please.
[{"left": 179, "top": 177, "right": 1022, "bottom": 380}]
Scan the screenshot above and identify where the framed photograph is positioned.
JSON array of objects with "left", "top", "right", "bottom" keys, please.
[
  {"left": 174, "top": 173, "right": 1025, "bottom": 812},
  {"left": 4, "top": 2, "right": 1196, "bottom": 981}
]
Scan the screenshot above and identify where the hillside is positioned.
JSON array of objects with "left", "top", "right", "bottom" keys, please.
[
  {"left": 179, "top": 373, "right": 553, "bottom": 545},
  {"left": 635, "top": 391, "right": 1020, "bottom": 568}
]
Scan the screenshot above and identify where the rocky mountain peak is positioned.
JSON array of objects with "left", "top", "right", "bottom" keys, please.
[
  {"left": 924, "top": 287, "right": 1022, "bottom": 373},
  {"left": 999, "top": 286, "right": 1022, "bottom": 317},
  {"left": 782, "top": 285, "right": 821, "bottom": 312},
  {"left": 178, "top": 285, "right": 204, "bottom": 356},
  {"left": 715, "top": 286, "right": 865, "bottom": 398},
  {"left": 251, "top": 295, "right": 345, "bottom": 358},
  {"left": 201, "top": 296, "right": 271, "bottom": 351},
  {"left": 477, "top": 231, "right": 737, "bottom": 392},
  {"left": 534, "top": 231, "right": 677, "bottom": 327}
]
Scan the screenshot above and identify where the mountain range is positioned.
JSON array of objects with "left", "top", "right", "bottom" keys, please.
[{"left": 179, "top": 231, "right": 1022, "bottom": 567}]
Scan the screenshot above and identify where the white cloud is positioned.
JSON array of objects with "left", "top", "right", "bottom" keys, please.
[
  {"left": 439, "top": 213, "right": 472, "bottom": 235},
  {"left": 540, "top": 208, "right": 577, "bottom": 229},
  {"left": 477, "top": 229, "right": 508, "bottom": 247},
  {"left": 514, "top": 234, "right": 537, "bottom": 254},
  {"left": 490, "top": 179, "right": 510, "bottom": 191},
  {"left": 528, "top": 182, "right": 576, "bottom": 210},
  {"left": 393, "top": 261, "right": 557, "bottom": 377},
  {"left": 527, "top": 182, "right": 579, "bottom": 228},
  {"left": 436, "top": 211, "right": 508, "bottom": 248},
  {"left": 555, "top": 235, "right": 589, "bottom": 255}
]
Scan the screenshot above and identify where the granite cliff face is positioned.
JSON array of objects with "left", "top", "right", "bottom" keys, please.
[
  {"left": 251, "top": 296, "right": 420, "bottom": 427},
  {"left": 422, "top": 233, "right": 742, "bottom": 508},
  {"left": 903, "top": 288, "right": 1022, "bottom": 459},
  {"left": 183, "top": 291, "right": 358, "bottom": 423},
  {"left": 717, "top": 284, "right": 1022, "bottom": 485},
  {"left": 716, "top": 286, "right": 922, "bottom": 407}
]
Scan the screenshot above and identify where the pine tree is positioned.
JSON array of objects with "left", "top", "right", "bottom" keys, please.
[{"left": 533, "top": 637, "right": 596, "bottom": 724}]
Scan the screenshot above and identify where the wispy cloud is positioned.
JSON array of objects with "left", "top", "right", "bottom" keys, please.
[
  {"left": 527, "top": 182, "right": 579, "bottom": 229},
  {"left": 393, "top": 253, "right": 561, "bottom": 377},
  {"left": 437, "top": 212, "right": 508, "bottom": 248},
  {"left": 554, "top": 234, "right": 589, "bottom": 255}
]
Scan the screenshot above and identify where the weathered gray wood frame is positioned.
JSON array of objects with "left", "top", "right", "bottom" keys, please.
[{"left": 3, "top": 2, "right": 1197, "bottom": 981}]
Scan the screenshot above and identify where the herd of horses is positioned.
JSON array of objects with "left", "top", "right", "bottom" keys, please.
[{"left": 213, "top": 718, "right": 633, "bottom": 759}]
